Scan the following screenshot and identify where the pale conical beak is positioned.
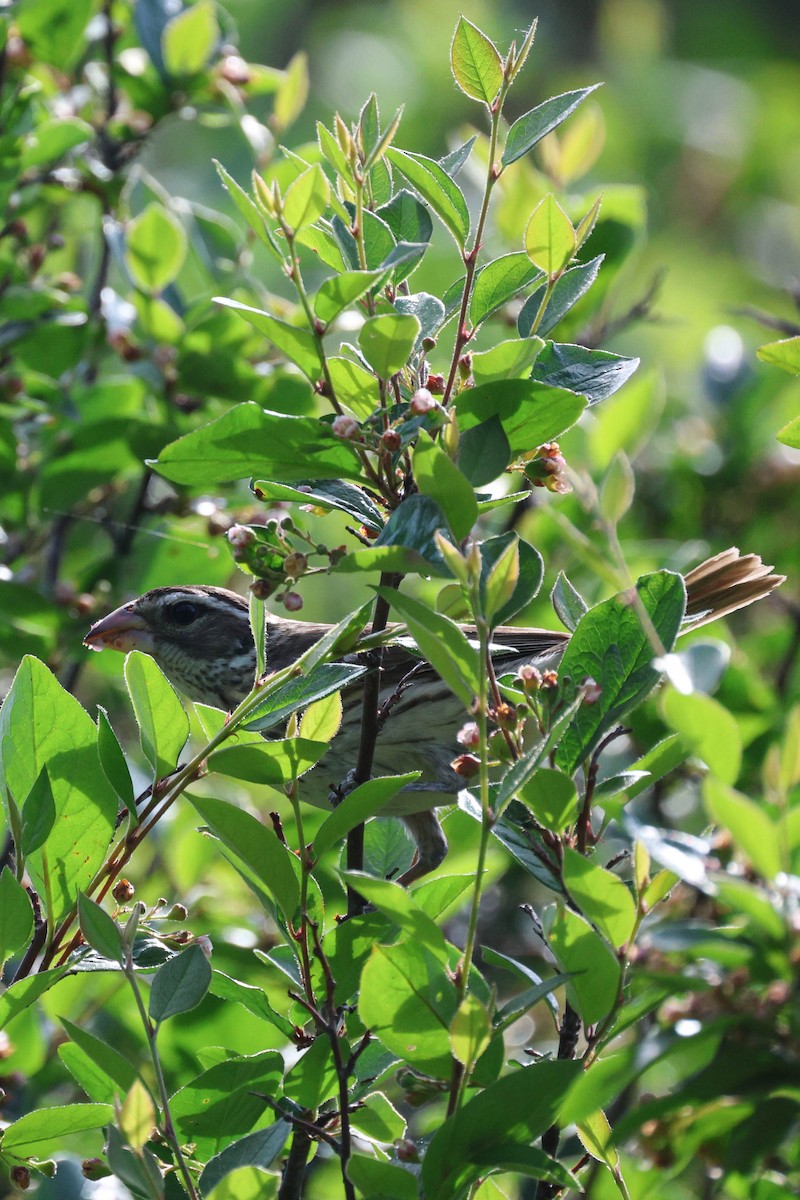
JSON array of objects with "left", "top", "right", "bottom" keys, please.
[{"left": 84, "top": 604, "right": 155, "bottom": 655}]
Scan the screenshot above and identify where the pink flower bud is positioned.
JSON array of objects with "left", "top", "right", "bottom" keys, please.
[
  {"left": 284, "top": 591, "right": 304, "bottom": 612},
  {"left": 227, "top": 524, "right": 254, "bottom": 549},
  {"left": 519, "top": 664, "right": 542, "bottom": 692},
  {"left": 410, "top": 387, "right": 435, "bottom": 415},
  {"left": 381, "top": 429, "right": 402, "bottom": 452},
  {"left": 332, "top": 414, "right": 360, "bottom": 439},
  {"left": 452, "top": 753, "right": 481, "bottom": 778},
  {"left": 582, "top": 677, "right": 602, "bottom": 704},
  {"left": 457, "top": 721, "right": 480, "bottom": 748}
]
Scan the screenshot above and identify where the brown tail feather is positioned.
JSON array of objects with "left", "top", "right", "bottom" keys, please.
[{"left": 683, "top": 548, "right": 785, "bottom": 631}]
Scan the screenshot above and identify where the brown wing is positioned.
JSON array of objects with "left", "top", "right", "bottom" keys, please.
[{"left": 683, "top": 548, "right": 785, "bottom": 631}]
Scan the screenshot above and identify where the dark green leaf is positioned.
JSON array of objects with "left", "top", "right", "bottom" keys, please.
[
  {"left": 394, "top": 292, "right": 446, "bottom": 345},
  {"left": 214, "top": 298, "right": 323, "bottom": 381},
  {"left": 518, "top": 255, "right": 605, "bottom": 337},
  {"left": 151, "top": 403, "right": 363, "bottom": 485},
  {"left": 502, "top": 85, "right": 603, "bottom": 166},
  {"left": 422, "top": 1060, "right": 582, "bottom": 1199},
  {"left": 0, "top": 868, "right": 34, "bottom": 969},
  {"left": 481, "top": 533, "right": 544, "bottom": 625},
  {"left": 209, "top": 971, "right": 295, "bottom": 1038},
  {"left": 555, "top": 572, "right": 687, "bottom": 772},
  {"left": 199, "top": 1122, "right": 291, "bottom": 1195},
  {"left": 338, "top": 495, "right": 453, "bottom": 576},
  {"left": 59, "top": 1016, "right": 139, "bottom": 1095},
  {"left": 77, "top": 895, "right": 125, "bottom": 965},
  {"left": 531, "top": 342, "right": 639, "bottom": 405},
  {"left": 96, "top": 707, "right": 135, "bottom": 812},
  {"left": 378, "top": 188, "right": 433, "bottom": 244},
  {"left": 413, "top": 430, "right": 477, "bottom": 539},
  {"left": 171, "top": 1050, "right": 284, "bottom": 1157},
  {"left": 439, "top": 135, "right": 477, "bottom": 177},
  {"left": 188, "top": 794, "right": 300, "bottom": 919},
  {"left": 470, "top": 253, "right": 544, "bottom": 326},
  {"left": 455, "top": 378, "right": 587, "bottom": 454},
  {"left": 386, "top": 148, "right": 470, "bottom": 248},
  {"left": 149, "top": 943, "right": 212, "bottom": 1024},
  {"left": 20, "top": 765, "right": 56, "bottom": 855},
  {"left": 253, "top": 478, "right": 384, "bottom": 532},
  {"left": 242, "top": 663, "right": 366, "bottom": 733},
  {"left": 379, "top": 587, "right": 480, "bottom": 707},
  {"left": 458, "top": 415, "right": 512, "bottom": 486},
  {"left": 313, "top": 774, "right": 420, "bottom": 859},
  {"left": 551, "top": 571, "right": 588, "bottom": 632}
]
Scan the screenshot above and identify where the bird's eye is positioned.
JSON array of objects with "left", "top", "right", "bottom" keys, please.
[{"left": 168, "top": 600, "right": 200, "bottom": 626}]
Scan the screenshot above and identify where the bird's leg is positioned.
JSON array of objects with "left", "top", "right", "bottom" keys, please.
[{"left": 397, "top": 811, "right": 448, "bottom": 886}]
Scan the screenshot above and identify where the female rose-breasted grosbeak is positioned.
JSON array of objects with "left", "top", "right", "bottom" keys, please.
[{"left": 84, "top": 549, "right": 783, "bottom": 881}]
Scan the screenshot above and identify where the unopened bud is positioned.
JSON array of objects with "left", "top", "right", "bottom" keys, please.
[
  {"left": 82, "top": 1158, "right": 112, "bottom": 1181},
  {"left": 582, "top": 677, "right": 602, "bottom": 704},
  {"left": 524, "top": 441, "right": 570, "bottom": 494},
  {"left": 452, "top": 753, "right": 480, "bottom": 778},
  {"left": 167, "top": 904, "right": 188, "bottom": 920},
  {"left": 519, "top": 665, "right": 542, "bottom": 692},
  {"left": 409, "top": 387, "right": 435, "bottom": 415},
  {"left": 112, "top": 879, "right": 135, "bottom": 903},
  {"left": 456, "top": 721, "right": 480, "bottom": 749},
  {"left": 227, "top": 524, "right": 254, "bottom": 549},
  {"left": 540, "top": 670, "right": 559, "bottom": 689},
  {"left": 10, "top": 1166, "right": 30, "bottom": 1190},
  {"left": 426, "top": 373, "right": 445, "bottom": 394},
  {"left": 284, "top": 591, "right": 304, "bottom": 612},
  {"left": 394, "top": 1138, "right": 420, "bottom": 1163},
  {"left": 332, "top": 414, "right": 360, "bottom": 439},
  {"left": 249, "top": 578, "right": 275, "bottom": 600},
  {"left": 458, "top": 353, "right": 472, "bottom": 379},
  {"left": 381, "top": 429, "right": 401, "bottom": 452},
  {"left": 493, "top": 702, "right": 516, "bottom": 729},
  {"left": 283, "top": 552, "right": 308, "bottom": 579},
  {"left": 220, "top": 54, "right": 251, "bottom": 85}
]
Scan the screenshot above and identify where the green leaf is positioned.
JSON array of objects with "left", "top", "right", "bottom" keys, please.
[
  {"left": 395, "top": 291, "right": 446, "bottom": 346},
  {"left": 313, "top": 774, "right": 420, "bottom": 860},
  {"left": 468, "top": 253, "right": 544, "bottom": 326},
  {"left": 20, "top": 765, "right": 56, "bottom": 855},
  {"left": 77, "top": 895, "right": 125, "bottom": 965},
  {"left": 386, "top": 148, "right": 470, "bottom": 249},
  {"left": 274, "top": 50, "right": 309, "bottom": 131},
  {"left": 757, "top": 335, "right": 800, "bottom": 375},
  {"left": 359, "top": 312, "right": 420, "bottom": 378},
  {"left": 379, "top": 587, "right": 480, "bottom": 708},
  {"left": 253, "top": 478, "right": 384, "bottom": 532},
  {"left": 777, "top": 415, "right": 800, "bottom": 449},
  {"left": 661, "top": 688, "right": 741, "bottom": 784},
  {"left": 517, "top": 768, "right": 579, "bottom": 833},
  {"left": 189, "top": 795, "right": 300, "bottom": 920},
  {"left": 209, "top": 971, "right": 295, "bottom": 1038},
  {"left": 450, "top": 17, "right": 503, "bottom": 104},
  {"left": 215, "top": 160, "right": 276, "bottom": 249},
  {"left": 455, "top": 378, "right": 587, "bottom": 454},
  {"left": 20, "top": 117, "right": 93, "bottom": 169},
  {"left": 379, "top": 188, "right": 433, "bottom": 244},
  {"left": 422, "top": 1060, "right": 582, "bottom": 1199},
  {"left": 162, "top": 0, "right": 218, "bottom": 76},
  {"left": 214, "top": 297, "right": 323, "bottom": 381},
  {"left": 481, "top": 533, "right": 544, "bottom": 625},
  {"left": 314, "top": 268, "right": 387, "bottom": 324},
  {"left": 471, "top": 337, "right": 544, "bottom": 385},
  {"left": 170, "top": 1050, "right": 284, "bottom": 1157},
  {"left": 551, "top": 571, "right": 588, "bottom": 632},
  {"left": 555, "top": 572, "right": 687, "bottom": 773},
  {"left": 0, "top": 967, "right": 72, "bottom": 1031},
  {"left": 577, "top": 1109, "right": 620, "bottom": 1171},
  {"left": 358, "top": 940, "right": 455, "bottom": 1073},
  {"left": 125, "top": 204, "right": 187, "bottom": 293},
  {"left": 16, "top": 0, "right": 93, "bottom": 70},
  {"left": 517, "top": 255, "right": 604, "bottom": 338},
  {"left": 412, "top": 430, "right": 478, "bottom": 540},
  {"left": 450, "top": 994, "right": 491, "bottom": 1069},
  {"left": 338, "top": 495, "right": 453, "bottom": 577},
  {"left": 342, "top": 873, "right": 448, "bottom": 957},
  {"left": 561, "top": 847, "right": 637, "bottom": 947},
  {"left": 531, "top": 342, "right": 640, "bottom": 405},
  {"left": 283, "top": 163, "right": 330, "bottom": 231},
  {"left": 149, "top": 943, "right": 212, "bottom": 1024},
  {"left": 542, "top": 903, "right": 621, "bottom": 1025},
  {"left": 59, "top": 1016, "right": 139, "bottom": 1095},
  {"left": 199, "top": 1123, "right": 291, "bottom": 1196},
  {"left": 0, "top": 658, "right": 118, "bottom": 924},
  {"left": 503, "top": 85, "right": 603, "bottom": 166},
  {"left": 151, "top": 403, "right": 363, "bottom": 485},
  {"left": 599, "top": 451, "right": 635, "bottom": 525},
  {"left": 458, "top": 415, "right": 512, "bottom": 486},
  {"left": 124, "top": 651, "right": 189, "bottom": 778},
  {"left": 347, "top": 1157, "right": 417, "bottom": 1200},
  {"left": 0, "top": 868, "right": 34, "bottom": 969},
  {"left": 2, "top": 1103, "right": 114, "bottom": 1157},
  {"left": 525, "top": 195, "right": 576, "bottom": 276},
  {"left": 241, "top": 663, "right": 366, "bottom": 733},
  {"left": 119, "top": 1079, "right": 156, "bottom": 1149},
  {"left": 483, "top": 538, "right": 519, "bottom": 625},
  {"left": 704, "top": 778, "right": 782, "bottom": 881},
  {"left": 209, "top": 738, "right": 329, "bottom": 788}
]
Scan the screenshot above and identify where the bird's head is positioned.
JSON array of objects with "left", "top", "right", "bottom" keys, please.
[{"left": 84, "top": 585, "right": 256, "bottom": 709}]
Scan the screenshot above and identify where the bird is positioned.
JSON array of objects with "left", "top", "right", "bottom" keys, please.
[{"left": 84, "top": 548, "right": 784, "bottom": 883}]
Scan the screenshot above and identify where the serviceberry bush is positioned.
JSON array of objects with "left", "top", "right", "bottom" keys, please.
[{"left": 0, "top": 4, "right": 797, "bottom": 1199}]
